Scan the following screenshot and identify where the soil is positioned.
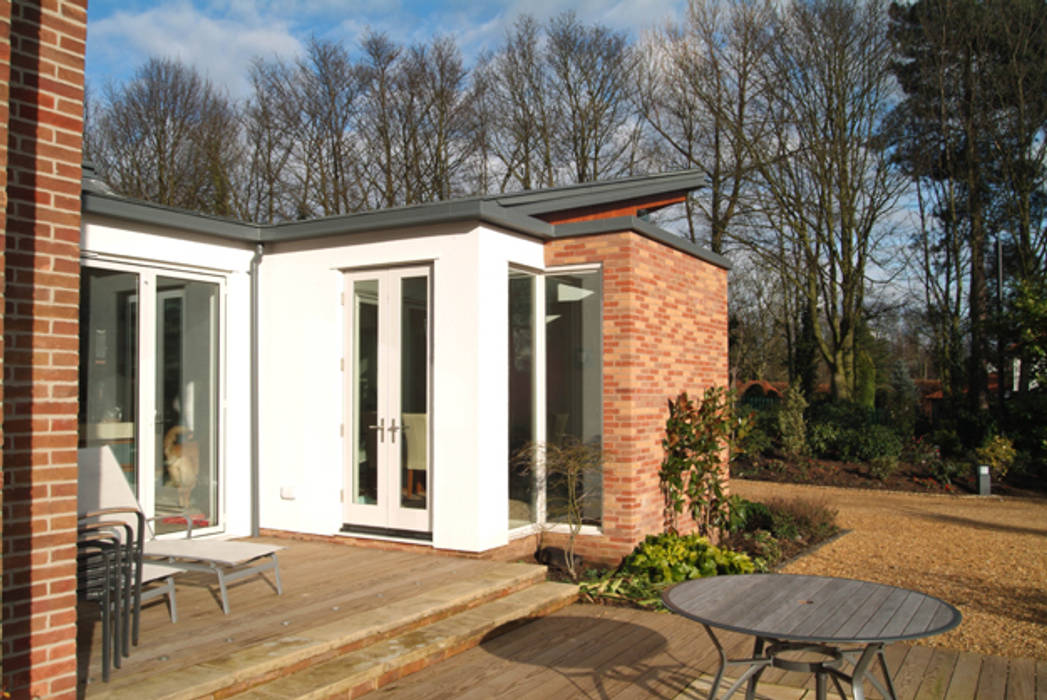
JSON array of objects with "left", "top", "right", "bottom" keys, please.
[
  {"left": 732, "top": 478, "right": 1047, "bottom": 662},
  {"left": 732, "top": 454, "right": 1047, "bottom": 499}
]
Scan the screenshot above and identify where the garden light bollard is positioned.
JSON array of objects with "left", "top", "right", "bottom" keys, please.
[{"left": 977, "top": 465, "right": 991, "bottom": 495}]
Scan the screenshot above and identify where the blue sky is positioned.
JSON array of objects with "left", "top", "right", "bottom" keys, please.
[{"left": 86, "top": 0, "right": 689, "bottom": 98}]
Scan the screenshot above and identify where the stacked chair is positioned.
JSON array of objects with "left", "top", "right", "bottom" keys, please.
[
  {"left": 78, "top": 492, "right": 180, "bottom": 682},
  {"left": 77, "top": 445, "right": 282, "bottom": 681}
]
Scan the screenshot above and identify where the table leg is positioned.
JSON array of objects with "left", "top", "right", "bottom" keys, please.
[
  {"left": 701, "top": 625, "right": 772, "bottom": 700},
  {"left": 745, "top": 637, "right": 765, "bottom": 700},
  {"left": 847, "top": 644, "right": 886, "bottom": 700},
  {"left": 815, "top": 671, "right": 827, "bottom": 700}
]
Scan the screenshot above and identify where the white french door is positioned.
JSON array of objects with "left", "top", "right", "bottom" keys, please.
[
  {"left": 343, "top": 266, "right": 431, "bottom": 535},
  {"left": 79, "top": 263, "right": 223, "bottom": 535}
]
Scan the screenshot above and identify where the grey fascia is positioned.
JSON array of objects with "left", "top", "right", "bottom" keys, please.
[
  {"left": 259, "top": 199, "right": 553, "bottom": 242},
  {"left": 551, "top": 216, "right": 731, "bottom": 270},
  {"left": 492, "top": 169, "right": 703, "bottom": 216},
  {"left": 83, "top": 191, "right": 261, "bottom": 242}
]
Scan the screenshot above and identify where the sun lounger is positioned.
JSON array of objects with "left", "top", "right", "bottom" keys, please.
[{"left": 78, "top": 446, "right": 283, "bottom": 615}]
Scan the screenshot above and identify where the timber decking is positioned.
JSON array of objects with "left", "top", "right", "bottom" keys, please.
[
  {"left": 376, "top": 605, "right": 1045, "bottom": 699},
  {"left": 79, "top": 538, "right": 554, "bottom": 698}
]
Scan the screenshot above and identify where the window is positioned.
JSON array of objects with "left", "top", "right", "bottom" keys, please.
[{"left": 508, "top": 267, "right": 602, "bottom": 529}]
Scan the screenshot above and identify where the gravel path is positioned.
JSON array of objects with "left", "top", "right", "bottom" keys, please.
[{"left": 732, "top": 479, "right": 1047, "bottom": 661}]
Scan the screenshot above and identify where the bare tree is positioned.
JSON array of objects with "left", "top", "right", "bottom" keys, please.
[
  {"left": 545, "top": 12, "right": 641, "bottom": 184},
  {"left": 745, "top": 0, "right": 904, "bottom": 401},
  {"left": 637, "top": 0, "right": 775, "bottom": 251},
  {"left": 477, "top": 16, "right": 558, "bottom": 191},
  {"left": 292, "top": 38, "right": 366, "bottom": 217},
  {"left": 90, "top": 57, "right": 241, "bottom": 216},
  {"left": 239, "top": 58, "right": 299, "bottom": 223}
]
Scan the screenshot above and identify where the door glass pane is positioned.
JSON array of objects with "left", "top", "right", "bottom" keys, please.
[
  {"left": 400, "top": 276, "right": 428, "bottom": 510},
  {"left": 545, "top": 271, "right": 602, "bottom": 526},
  {"left": 155, "top": 277, "right": 220, "bottom": 533},
  {"left": 79, "top": 269, "right": 139, "bottom": 493},
  {"left": 508, "top": 272, "right": 536, "bottom": 527},
  {"left": 353, "top": 280, "right": 379, "bottom": 505}
]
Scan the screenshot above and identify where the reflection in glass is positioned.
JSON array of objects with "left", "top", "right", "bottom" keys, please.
[
  {"left": 545, "top": 271, "right": 602, "bottom": 526},
  {"left": 79, "top": 269, "right": 140, "bottom": 493},
  {"left": 508, "top": 272, "right": 537, "bottom": 527},
  {"left": 400, "top": 276, "right": 428, "bottom": 510},
  {"left": 354, "top": 280, "right": 379, "bottom": 505},
  {"left": 154, "top": 277, "right": 220, "bottom": 534}
]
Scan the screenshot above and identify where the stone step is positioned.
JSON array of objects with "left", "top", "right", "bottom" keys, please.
[
  {"left": 91, "top": 562, "right": 556, "bottom": 700},
  {"left": 230, "top": 581, "right": 579, "bottom": 699}
]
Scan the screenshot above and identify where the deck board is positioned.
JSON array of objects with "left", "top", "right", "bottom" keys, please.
[
  {"left": 378, "top": 605, "right": 1032, "bottom": 700},
  {"left": 83, "top": 542, "right": 1037, "bottom": 698},
  {"left": 81, "top": 538, "right": 543, "bottom": 694}
]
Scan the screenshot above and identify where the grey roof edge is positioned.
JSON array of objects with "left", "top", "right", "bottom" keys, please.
[
  {"left": 83, "top": 192, "right": 261, "bottom": 243},
  {"left": 260, "top": 199, "right": 553, "bottom": 242},
  {"left": 551, "top": 216, "right": 731, "bottom": 270},
  {"left": 493, "top": 169, "right": 704, "bottom": 216}
]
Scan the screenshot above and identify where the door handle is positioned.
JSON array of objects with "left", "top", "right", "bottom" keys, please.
[
  {"left": 368, "top": 418, "right": 385, "bottom": 442},
  {"left": 388, "top": 418, "right": 400, "bottom": 443}
]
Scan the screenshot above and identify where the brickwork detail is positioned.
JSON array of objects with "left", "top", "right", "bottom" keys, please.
[
  {"left": 545, "top": 232, "right": 728, "bottom": 564},
  {"left": 2, "top": 1, "right": 86, "bottom": 697}
]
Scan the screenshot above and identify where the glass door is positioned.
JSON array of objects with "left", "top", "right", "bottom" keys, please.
[
  {"left": 344, "top": 267, "right": 431, "bottom": 534},
  {"left": 79, "top": 264, "right": 222, "bottom": 535}
]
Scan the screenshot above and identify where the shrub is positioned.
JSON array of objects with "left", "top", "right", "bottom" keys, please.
[
  {"left": 726, "top": 495, "right": 774, "bottom": 533},
  {"left": 976, "top": 435, "right": 1017, "bottom": 480},
  {"left": 619, "top": 532, "right": 755, "bottom": 583},
  {"left": 868, "top": 454, "right": 899, "bottom": 481},
  {"left": 762, "top": 497, "right": 839, "bottom": 543},
  {"left": 930, "top": 459, "right": 967, "bottom": 487},
  {"left": 808, "top": 422, "right": 840, "bottom": 458},
  {"left": 579, "top": 532, "right": 757, "bottom": 609},
  {"left": 660, "top": 388, "right": 747, "bottom": 536},
  {"left": 778, "top": 383, "right": 808, "bottom": 458},
  {"left": 838, "top": 424, "right": 902, "bottom": 462}
]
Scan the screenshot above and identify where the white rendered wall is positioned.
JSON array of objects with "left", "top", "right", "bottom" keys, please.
[
  {"left": 81, "top": 216, "right": 257, "bottom": 537},
  {"left": 258, "top": 223, "right": 545, "bottom": 552}
]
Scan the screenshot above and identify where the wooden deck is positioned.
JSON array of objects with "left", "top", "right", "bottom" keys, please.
[
  {"left": 79, "top": 537, "right": 547, "bottom": 696},
  {"left": 80, "top": 538, "right": 1044, "bottom": 698},
  {"left": 376, "top": 604, "right": 1046, "bottom": 699}
]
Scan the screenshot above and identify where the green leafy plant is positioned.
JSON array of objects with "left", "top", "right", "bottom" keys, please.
[
  {"left": 778, "top": 382, "right": 808, "bottom": 458},
  {"left": 578, "top": 532, "right": 755, "bottom": 609},
  {"left": 660, "top": 388, "right": 746, "bottom": 536},
  {"left": 975, "top": 435, "right": 1017, "bottom": 480},
  {"left": 619, "top": 532, "right": 755, "bottom": 583},
  {"left": 868, "top": 454, "right": 899, "bottom": 481}
]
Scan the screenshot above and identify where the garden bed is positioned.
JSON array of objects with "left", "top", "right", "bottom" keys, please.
[{"left": 731, "top": 453, "right": 1046, "bottom": 498}]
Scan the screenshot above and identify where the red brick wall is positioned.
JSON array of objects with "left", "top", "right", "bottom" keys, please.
[
  {"left": 0, "top": 3, "right": 10, "bottom": 681},
  {"left": 2, "top": 1, "right": 86, "bottom": 697},
  {"left": 545, "top": 231, "right": 728, "bottom": 564}
]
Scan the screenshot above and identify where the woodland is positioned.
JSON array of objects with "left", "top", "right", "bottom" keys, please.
[{"left": 85, "top": 0, "right": 1047, "bottom": 485}]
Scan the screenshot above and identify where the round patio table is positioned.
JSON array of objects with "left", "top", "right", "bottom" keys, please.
[{"left": 663, "top": 574, "right": 961, "bottom": 700}]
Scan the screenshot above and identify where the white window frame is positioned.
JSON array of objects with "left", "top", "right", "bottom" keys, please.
[{"left": 508, "top": 263, "right": 603, "bottom": 538}]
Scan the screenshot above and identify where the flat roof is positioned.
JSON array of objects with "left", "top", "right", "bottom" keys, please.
[{"left": 81, "top": 169, "right": 728, "bottom": 269}]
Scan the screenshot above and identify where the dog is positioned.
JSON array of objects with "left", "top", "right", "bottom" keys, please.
[{"left": 163, "top": 425, "right": 200, "bottom": 510}]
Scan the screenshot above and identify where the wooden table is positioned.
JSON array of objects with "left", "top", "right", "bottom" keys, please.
[{"left": 663, "top": 574, "right": 961, "bottom": 700}]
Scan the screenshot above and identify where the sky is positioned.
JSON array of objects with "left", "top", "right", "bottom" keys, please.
[{"left": 86, "top": 0, "right": 689, "bottom": 99}]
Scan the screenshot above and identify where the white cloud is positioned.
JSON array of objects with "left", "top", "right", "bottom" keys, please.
[{"left": 88, "top": 2, "right": 303, "bottom": 98}]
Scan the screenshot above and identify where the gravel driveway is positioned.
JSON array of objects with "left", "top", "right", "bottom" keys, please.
[{"left": 732, "top": 479, "right": 1047, "bottom": 661}]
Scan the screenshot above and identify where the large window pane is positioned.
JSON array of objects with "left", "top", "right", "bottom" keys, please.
[
  {"left": 353, "top": 279, "right": 379, "bottom": 505},
  {"left": 545, "top": 271, "right": 602, "bottom": 526},
  {"left": 508, "top": 272, "right": 536, "bottom": 527},
  {"left": 154, "top": 277, "right": 220, "bottom": 533},
  {"left": 400, "top": 276, "right": 428, "bottom": 510},
  {"left": 79, "top": 269, "right": 139, "bottom": 492}
]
